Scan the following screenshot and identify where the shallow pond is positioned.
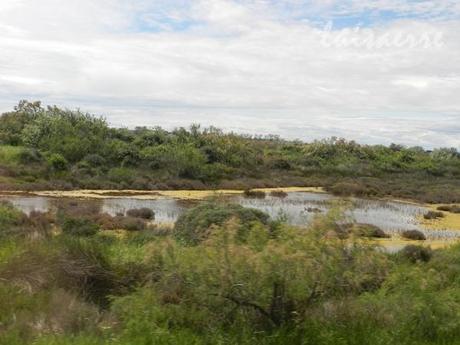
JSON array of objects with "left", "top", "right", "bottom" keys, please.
[{"left": 1, "top": 192, "right": 459, "bottom": 240}]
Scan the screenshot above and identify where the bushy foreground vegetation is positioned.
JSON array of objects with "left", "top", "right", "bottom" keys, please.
[
  {"left": 2, "top": 200, "right": 460, "bottom": 344},
  {"left": 1, "top": 101, "right": 460, "bottom": 202}
]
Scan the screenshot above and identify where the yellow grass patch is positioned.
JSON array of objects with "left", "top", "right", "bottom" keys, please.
[
  {"left": 0, "top": 187, "right": 325, "bottom": 200},
  {"left": 374, "top": 237, "right": 459, "bottom": 250},
  {"left": 419, "top": 204, "right": 460, "bottom": 231}
]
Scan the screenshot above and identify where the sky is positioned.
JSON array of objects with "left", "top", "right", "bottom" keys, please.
[{"left": 0, "top": 0, "right": 459, "bottom": 148}]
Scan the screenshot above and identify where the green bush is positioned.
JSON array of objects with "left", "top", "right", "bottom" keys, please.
[
  {"left": 174, "top": 202, "right": 270, "bottom": 245},
  {"left": 47, "top": 153, "right": 69, "bottom": 171}
]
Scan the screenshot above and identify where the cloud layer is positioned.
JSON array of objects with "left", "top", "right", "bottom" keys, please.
[{"left": 0, "top": 0, "right": 459, "bottom": 148}]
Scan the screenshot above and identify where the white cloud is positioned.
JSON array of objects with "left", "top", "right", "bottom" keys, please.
[{"left": 0, "top": 0, "right": 458, "bottom": 148}]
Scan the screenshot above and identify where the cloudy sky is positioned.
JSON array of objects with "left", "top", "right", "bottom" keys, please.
[{"left": 0, "top": 0, "right": 459, "bottom": 148}]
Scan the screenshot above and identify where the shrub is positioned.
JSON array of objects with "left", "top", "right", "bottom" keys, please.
[
  {"left": 0, "top": 201, "right": 25, "bottom": 229},
  {"left": 126, "top": 208, "right": 155, "bottom": 220},
  {"left": 402, "top": 230, "right": 426, "bottom": 241},
  {"left": 18, "top": 148, "right": 42, "bottom": 164},
  {"left": 0, "top": 201, "right": 26, "bottom": 238},
  {"left": 437, "top": 205, "right": 460, "bottom": 213},
  {"left": 243, "top": 189, "right": 266, "bottom": 198},
  {"left": 108, "top": 167, "right": 133, "bottom": 184},
  {"left": 56, "top": 237, "right": 118, "bottom": 306},
  {"left": 401, "top": 245, "right": 433, "bottom": 262},
  {"left": 117, "top": 217, "right": 146, "bottom": 231},
  {"left": 353, "top": 223, "right": 390, "bottom": 239},
  {"left": 83, "top": 154, "right": 106, "bottom": 167},
  {"left": 47, "top": 153, "right": 68, "bottom": 171},
  {"left": 270, "top": 190, "right": 288, "bottom": 198},
  {"left": 423, "top": 211, "right": 444, "bottom": 220},
  {"left": 328, "top": 181, "right": 368, "bottom": 197},
  {"left": 174, "top": 202, "right": 270, "bottom": 245},
  {"left": 61, "top": 218, "right": 99, "bottom": 237}
]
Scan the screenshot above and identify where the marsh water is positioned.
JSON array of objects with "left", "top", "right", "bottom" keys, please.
[{"left": 1, "top": 192, "right": 458, "bottom": 240}]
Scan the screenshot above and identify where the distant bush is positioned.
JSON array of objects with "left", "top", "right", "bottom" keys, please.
[
  {"left": 423, "top": 211, "right": 444, "bottom": 220},
  {"left": 328, "top": 181, "right": 368, "bottom": 197},
  {"left": 437, "top": 205, "right": 460, "bottom": 213},
  {"left": 270, "top": 190, "right": 288, "bottom": 198},
  {"left": 243, "top": 189, "right": 266, "bottom": 199},
  {"left": 126, "top": 208, "right": 155, "bottom": 220},
  {"left": 174, "top": 202, "right": 270, "bottom": 245},
  {"left": 95, "top": 213, "right": 147, "bottom": 231},
  {"left": 352, "top": 223, "right": 390, "bottom": 239},
  {"left": 108, "top": 167, "right": 133, "bottom": 184},
  {"left": 402, "top": 230, "right": 426, "bottom": 241},
  {"left": 401, "top": 245, "right": 433, "bottom": 263}
]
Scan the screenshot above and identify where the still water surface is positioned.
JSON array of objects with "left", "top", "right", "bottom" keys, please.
[{"left": 1, "top": 192, "right": 457, "bottom": 240}]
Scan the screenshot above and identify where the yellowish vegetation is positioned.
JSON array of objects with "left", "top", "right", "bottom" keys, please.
[
  {"left": 0, "top": 187, "right": 325, "bottom": 200},
  {"left": 374, "top": 237, "right": 459, "bottom": 250},
  {"left": 419, "top": 204, "right": 460, "bottom": 231}
]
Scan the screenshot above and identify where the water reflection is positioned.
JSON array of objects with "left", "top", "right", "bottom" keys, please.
[{"left": 1, "top": 192, "right": 458, "bottom": 240}]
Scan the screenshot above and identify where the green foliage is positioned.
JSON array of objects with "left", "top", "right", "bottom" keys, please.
[
  {"left": 0, "top": 202, "right": 25, "bottom": 238},
  {"left": 174, "top": 202, "right": 270, "bottom": 245},
  {"left": 61, "top": 217, "right": 100, "bottom": 237},
  {"left": 3, "top": 200, "right": 460, "bottom": 344},
  {"left": 0, "top": 101, "right": 459, "bottom": 202},
  {"left": 47, "top": 153, "right": 69, "bottom": 171},
  {"left": 0, "top": 145, "right": 25, "bottom": 165}
]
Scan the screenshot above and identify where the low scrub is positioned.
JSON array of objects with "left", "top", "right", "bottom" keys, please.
[
  {"left": 402, "top": 229, "right": 426, "bottom": 241},
  {"left": 243, "top": 189, "right": 266, "bottom": 199},
  {"left": 437, "top": 205, "right": 460, "bottom": 213},
  {"left": 401, "top": 244, "right": 433, "bottom": 263},
  {"left": 270, "top": 190, "right": 288, "bottom": 198},
  {"left": 126, "top": 207, "right": 155, "bottom": 220},
  {"left": 174, "top": 201, "right": 270, "bottom": 245},
  {"left": 352, "top": 223, "right": 390, "bottom": 239},
  {"left": 61, "top": 217, "right": 100, "bottom": 237},
  {"left": 423, "top": 211, "right": 444, "bottom": 220}
]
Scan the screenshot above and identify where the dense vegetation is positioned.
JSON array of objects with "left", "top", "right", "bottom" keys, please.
[
  {"left": 2, "top": 199, "right": 460, "bottom": 345},
  {"left": 1, "top": 100, "right": 460, "bottom": 203}
]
